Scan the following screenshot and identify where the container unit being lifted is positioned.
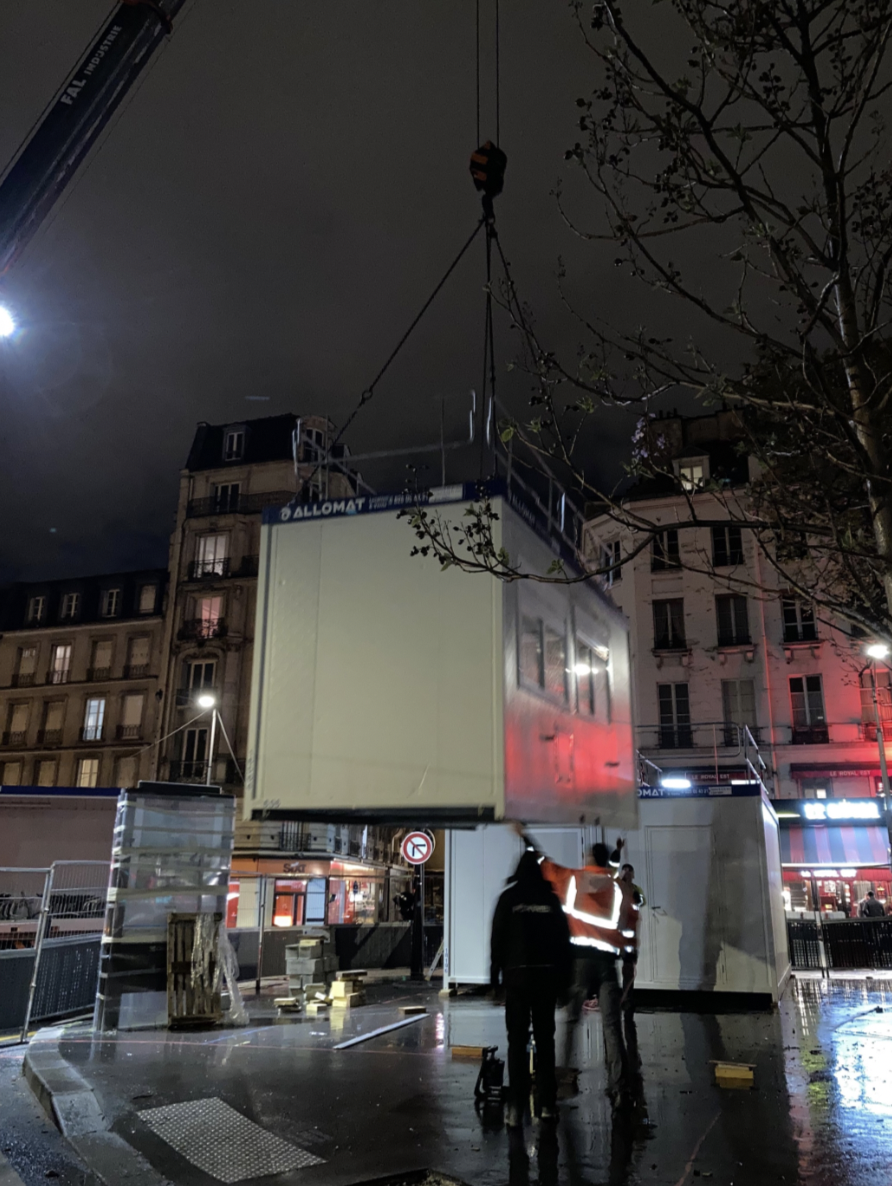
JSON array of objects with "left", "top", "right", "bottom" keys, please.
[{"left": 246, "top": 481, "right": 637, "bottom": 830}]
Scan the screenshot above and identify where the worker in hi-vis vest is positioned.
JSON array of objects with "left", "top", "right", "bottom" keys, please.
[{"left": 511, "top": 823, "right": 633, "bottom": 1104}]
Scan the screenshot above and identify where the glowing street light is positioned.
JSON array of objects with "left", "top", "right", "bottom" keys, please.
[
  {"left": 866, "top": 642, "right": 890, "bottom": 661},
  {"left": 0, "top": 306, "right": 15, "bottom": 337},
  {"left": 197, "top": 693, "right": 218, "bottom": 785}
]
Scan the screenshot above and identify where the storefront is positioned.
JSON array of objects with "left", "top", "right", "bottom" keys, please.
[
  {"left": 776, "top": 798, "right": 892, "bottom": 915},
  {"left": 228, "top": 856, "right": 415, "bottom": 930}
]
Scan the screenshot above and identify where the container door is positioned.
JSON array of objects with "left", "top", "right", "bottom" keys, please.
[{"left": 645, "top": 824, "right": 725, "bottom": 989}]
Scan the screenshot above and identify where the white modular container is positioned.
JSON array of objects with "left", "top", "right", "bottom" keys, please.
[
  {"left": 444, "top": 789, "right": 789, "bottom": 1003},
  {"left": 246, "top": 485, "right": 638, "bottom": 828}
]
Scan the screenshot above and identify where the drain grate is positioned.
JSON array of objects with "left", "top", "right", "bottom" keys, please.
[{"left": 139, "top": 1096, "right": 324, "bottom": 1183}]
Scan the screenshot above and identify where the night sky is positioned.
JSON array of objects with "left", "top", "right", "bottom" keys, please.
[{"left": 0, "top": 1, "right": 644, "bottom": 581}]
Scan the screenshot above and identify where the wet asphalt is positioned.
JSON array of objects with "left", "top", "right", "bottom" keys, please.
[{"left": 7, "top": 974, "right": 892, "bottom": 1186}]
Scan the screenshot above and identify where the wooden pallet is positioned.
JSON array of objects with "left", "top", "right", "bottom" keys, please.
[{"left": 167, "top": 912, "right": 223, "bottom": 1028}]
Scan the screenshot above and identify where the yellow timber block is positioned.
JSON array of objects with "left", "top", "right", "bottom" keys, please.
[
  {"left": 331, "top": 992, "right": 366, "bottom": 1008},
  {"left": 399, "top": 1005, "right": 427, "bottom": 1015},
  {"left": 451, "top": 1045, "right": 486, "bottom": 1060}
]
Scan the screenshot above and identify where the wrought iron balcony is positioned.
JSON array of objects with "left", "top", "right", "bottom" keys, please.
[
  {"left": 1, "top": 731, "right": 27, "bottom": 747},
  {"left": 638, "top": 721, "right": 762, "bottom": 751},
  {"left": 36, "top": 729, "right": 63, "bottom": 747},
  {"left": 178, "top": 618, "right": 227, "bottom": 642},
  {"left": 185, "top": 490, "right": 293, "bottom": 518},
  {"left": 122, "top": 664, "right": 149, "bottom": 680},
  {"left": 116, "top": 724, "right": 142, "bottom": 740},
  {"left": 46, "top": 669, "right": 70, "bottom": 685},
  {"left": 188, "top": 558, "right": 231, "bottom": 580},
  {"left": 167, "top": 758, "right": 241, "bottom": 784},
  {"left": 86, "top": 667, "right": 111, "bottom": 682},
  {"left": 791, "top": 725, "right": 830, "bottom": 745},
  {"left": 11, "top": 672, "right": 35, "bottom": 688},
  {"left": 79, "top": 726, "right": 104, "bottom": 742}
]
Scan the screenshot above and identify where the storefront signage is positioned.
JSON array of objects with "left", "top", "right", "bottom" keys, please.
[
  {"left": 800, "top": 800, "right": 881, "bottom": 822},
  {"left": 401, "top": 831, "right": 435, "bottom": 864},
  {"left": 269, "top": 485, "right": 471, "bottom": 526},
  {"left": 638, "top": 783, "right": 760, "bottom": 799}
]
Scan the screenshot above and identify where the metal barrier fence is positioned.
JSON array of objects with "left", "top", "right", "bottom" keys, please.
[
  {"left": 786, "top": 917, "right": 892, "bottom": 972},
  {"left": 0, "top": 861, "right": 108, "bottom": 1038}
]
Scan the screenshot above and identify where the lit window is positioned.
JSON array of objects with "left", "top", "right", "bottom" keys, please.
[
  {"left": 195, "top": 595, "right": 223, "bottom": 638},
  {"left": 76, "top": 758, "right": 99, "bottom": 788},
  {"left": 677, "top": 459, "right": 708, "bottom": 491},
  {"left": 49, "top": 644, "right": 71, "bottom": 684},
  {"left": 60, "top": 592, "right": 80, "bottom": 620},
  {"left": 101, "top": 589, "right": 121, "bottom": 617},
  {"left": 223, "top": 429, "right": 244, "bottom": 461},
  {"left": 27, "top": 595, "right": 46, "bottom": 624},
  {"left": 195, "top": 534, "right": 229, "bottom": 577},
  {"left": 82, "top": 697, "right": 106, "bottom": 742}
]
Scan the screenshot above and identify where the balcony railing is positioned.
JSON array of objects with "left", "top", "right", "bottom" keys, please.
[
  {"left": 791, "top": 725, "right": 829, "bottom": 745},
  {"left": 79, "top": 726, "right": 104, "bottom": 742},
  {"left": 188, "top": 558, "right": 231, "bottom": 580},
  {"left": 178, "top": 618, "right": 227, "bottom": 642},
  {"left": 116, "top": 724, "right": 142, "bottom": 740},
  {"left": 36, "top": 729, "right": 63, "bottom": 747},
  {"left": 186, "top": 490, "right": 293, "bottom": 518},
  {"left": 1, "top": 731, "right": 27, "bottom": 747},
  {"left": 167, "top": 757, "right": 241, "bottom": 784},
  {"left": 11, "top": 672, "right": 35, "bottom": 688},
  {"left": 123, "top": 664, "right": 149, "bottom": 680},
  {"left": 638, "top": 721, "right": 762, "bottom": 752},
  {"left": 86, "top": 667, "right": 111, "bottom": 682},
  {"left": 46, "top": 670, "right": 70, "bottom": 685}
]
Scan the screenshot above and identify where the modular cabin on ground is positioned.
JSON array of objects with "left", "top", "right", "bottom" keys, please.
[{"left": 246, "top": 482, "right": 638, "bottom": 829}]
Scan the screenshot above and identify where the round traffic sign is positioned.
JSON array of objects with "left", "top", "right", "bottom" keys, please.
[{"left": 401, "top": 830, "right": 435, "bottom": 865}]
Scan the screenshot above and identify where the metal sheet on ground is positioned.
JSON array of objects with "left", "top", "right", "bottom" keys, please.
[{"left": 138, "top": 1097, "right": 324, "bottom": 1183}]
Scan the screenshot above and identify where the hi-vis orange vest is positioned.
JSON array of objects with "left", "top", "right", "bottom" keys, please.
[{"left": 541, "top": 860, "right": 634, "bottom": 956}]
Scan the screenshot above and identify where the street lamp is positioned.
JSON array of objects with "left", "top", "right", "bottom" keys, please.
[
  {"left": 0, "top": 305, "right": 15, "bottom": 337},
  {"left": 197, "top": 693, "right": 217, "bottom": 786},
  {"left": 865, "top": 644, "right": 892, "bottom": 800}
]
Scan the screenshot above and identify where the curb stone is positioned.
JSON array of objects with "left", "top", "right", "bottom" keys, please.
[{"left": 23, "top": 1025, "right": 172, "bottom": 1186}]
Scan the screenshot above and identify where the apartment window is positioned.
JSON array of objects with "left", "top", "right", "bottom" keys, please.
[
  {"left": 653, "top": 599, "right": 686, "bottom": 650},
  {"left": 126, "top": 636, "right": 150, "bottom": 678},
  {"left": 716, "top": 595, "right": 750, "bottom": 647},
  {"left": 138, "top": 584, "right": 157, "bottom": 614},
  {"left": 223, "top": 429, "right": 244, "bottom": 461},
  {"left": 101, "top": 588, "right": 121, "bottom": 618},
  {"left": 652, "top": 529, "right": 680, "bottom": 571},
  {"left": 301, "top": 425, "right": 327, "bottom": 462},
  {"left": 212, "top": 482, "right": 240, "bottom": 513},
  {"left": 576, "top": 641, "right": 596, "bottom": 716},
  {"left": 76, "top": 758, "right": 99, "bottom": 788},
  {"left": 36, "top": 760, "right": 56, "bottom": 788},
  {"left": 678, "top": 461, "right": 706, "bottom": 492},
  {"left": 196, "top": 595, "right": 223, "bottom": 638},
  {"left": 187, "top": 660, "right": 216, "bottom": 693},
  {"left": 195, "top": 534, "right": 229, "bottom": 577},
  {"left": 182, "top": 727, "right": 209, "bottom": 777},
  {"left": 2, "top": 761, "right": 22, "bottom": 786},
  {"left": 82, "top": 697, "right": 106, "bottom": 742},
  {"left": 89, "top": 639, "right": 113, "bottom": 679},
  {"left": 14, "top": 646, "right": 38, "bottom": 687},
  {"left": 543, "top": 626, "right": 568, "bottom": 703},
  {"left": 790, "top": 675, "right": 827, "bottom": 741},
  {"left": 6, "top": 703, "right": 29, "bottom": 745},
  {"left": 27, "top": 595, "right": 46, "bottom": 624},
  {"left": 712, "top": 525, "right": 744, "bottom": 568},
  {"left": 860, "top": 670, "right": 892, "bottom": 726},
  {"left": 42, "top": 701, "right": 65, "bottom": 741},
  {"left": 658, "top": 683, "right": 692, "bottom": 748},
  {"left": 115, "top": 755, "right": 138, "bottom": 788},
  {"left": 782, "top": 597, "right": 817, "bottom": 643},
  {"left": 600, "top": 541, "right": 622, "bottom": 587},
  {"left": 119, "top": 693, "right": 144, "bottom": 739},
  {"left": 721, "top": 679, "right": 756, "bottom": 746},
  {"left": 60, "top": 591, "right": 80, "bottom": 620},
  {"left": 519, "top": 616, "right": 544, "bottom": 689},
  {"left": 49, "top": 644, "right": 71, "bottom": 685}
]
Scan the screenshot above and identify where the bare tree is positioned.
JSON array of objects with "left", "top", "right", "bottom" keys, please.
[{"left": 409, "top": 0, "right": 892, "bottom": 640}]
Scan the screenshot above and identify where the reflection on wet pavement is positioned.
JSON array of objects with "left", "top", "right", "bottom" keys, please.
[{"left": 50, "top": 976, "right": 892, "bottom": 1186}]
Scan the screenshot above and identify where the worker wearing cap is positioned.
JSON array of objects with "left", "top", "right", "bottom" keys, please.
[{"left": 510, "top": 824, "right": 632, "bottom": 1104}]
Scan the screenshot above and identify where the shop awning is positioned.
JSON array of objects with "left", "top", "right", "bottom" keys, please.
[{"left": 781, "top": 825, "right": 890, "bottom": 867}]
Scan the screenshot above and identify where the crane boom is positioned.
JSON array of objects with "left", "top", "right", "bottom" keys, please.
[{"left": 0, "top": 0, "right": 186, "bottom": 274}]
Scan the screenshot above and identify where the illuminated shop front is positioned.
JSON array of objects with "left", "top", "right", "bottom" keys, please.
[{"left": 777, "top": 798, "right": 892, "bottom": 914}]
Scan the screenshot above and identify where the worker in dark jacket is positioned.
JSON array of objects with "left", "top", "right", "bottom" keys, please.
[{"left": 491, "top": 849, "right": 572, "bottom": 1128}]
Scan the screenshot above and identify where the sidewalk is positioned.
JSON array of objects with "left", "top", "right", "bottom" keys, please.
[{"left": 22, "top": 975, "right": 892, "bottom": 1186}]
